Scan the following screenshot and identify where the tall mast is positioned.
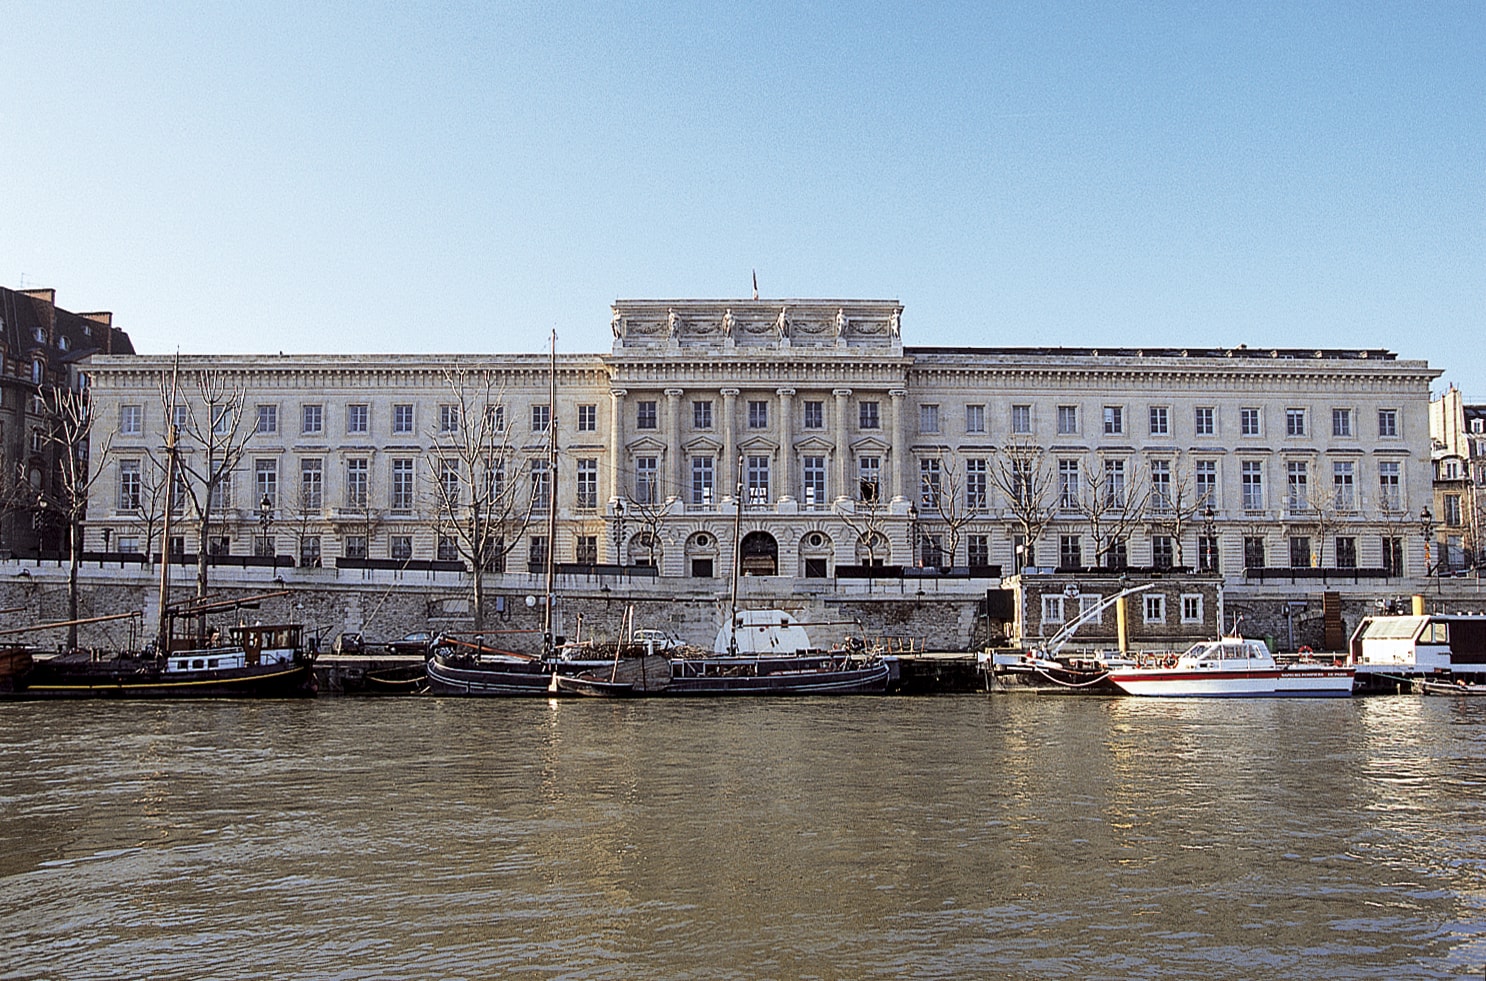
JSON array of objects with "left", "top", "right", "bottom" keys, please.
[
  {"left": 542, "top": 329, "right": 558, "bottom": 654},
  {"left": 155, "top": 354, "right": 181, "bottom": 653},
  {"left": 727, "top": 453, "right": 743, "bottom": 655}
]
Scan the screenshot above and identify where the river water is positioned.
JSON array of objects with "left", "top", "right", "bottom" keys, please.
[{"left": 1, "top": 694, "right": 1483, "bottom": 981}]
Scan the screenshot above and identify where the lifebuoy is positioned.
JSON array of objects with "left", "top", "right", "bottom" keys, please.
[
  {"left": 1298, "top": 645, "right": 1314, "bottom": 655},
  {"left": 1164, "top": 655, "right": 1177, "bottom": 669}
]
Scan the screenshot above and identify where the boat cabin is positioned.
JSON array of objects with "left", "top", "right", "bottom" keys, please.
[
  {"left": 714, "top": 610, "right": 813, "bottom": 655},
  {"left": 1178, "top": 638, "right": 1275, "bottom": 669},
  {"left": 1349, "top": 614, "right": 1486, "bottom": 683},
  {"left": 165, "top": 624, "right": 302, "bottom": 673}
]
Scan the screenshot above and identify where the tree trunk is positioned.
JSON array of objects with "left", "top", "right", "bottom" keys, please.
[{"left": 67, "top": 516, "right": 81, "bottom": 649}]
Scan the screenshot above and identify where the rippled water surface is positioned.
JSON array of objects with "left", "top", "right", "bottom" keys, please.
[{"left": 2, "top": 695, "right": 1484, "bottom": 980}]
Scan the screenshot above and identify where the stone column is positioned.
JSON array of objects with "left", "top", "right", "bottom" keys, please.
[
  {"left": 833, "top": 388, "right": 852, "bottom": 501},
  {"left": 665, "top": 388, "right": 684, "bottom": 502},
  {"left": 721, "top": 388, "right": 739, "bottom": 499},
  {"left": 609, "top": 388, "right": 627, "bottom": 502},
  {"left": 776, "top": 388, "right": 795, "bottom": 502},
  {"left": 890, "top": 389, "right": 907, "bottom": 502}
]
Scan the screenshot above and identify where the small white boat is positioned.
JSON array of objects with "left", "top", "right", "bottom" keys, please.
[{"left": 1106, "top": 637, "right": 1355, "bottom": 698}]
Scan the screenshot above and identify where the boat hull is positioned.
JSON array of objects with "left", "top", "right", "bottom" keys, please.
[
  {"left": 425, "top": 654, "right": 556, "bottom": 696},
  {"left": 10, "top": 657, "right": 318, "bottom": 699},
  {"left": 1108, "top": 666, "right": 1354, "bottom": 697}
]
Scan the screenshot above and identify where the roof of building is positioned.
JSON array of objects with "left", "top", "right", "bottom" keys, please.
[{"left": 0, "top": 286, "right": 136, "bottom": 366}]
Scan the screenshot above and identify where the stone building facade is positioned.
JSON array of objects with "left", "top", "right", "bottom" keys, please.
[{"left": 80, "top": 299, "right": 1440, "bottom": 605}]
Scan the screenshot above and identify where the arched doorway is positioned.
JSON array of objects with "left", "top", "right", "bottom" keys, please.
[{"left": 739, "top": 531, "right": 778, "bottom": 576}]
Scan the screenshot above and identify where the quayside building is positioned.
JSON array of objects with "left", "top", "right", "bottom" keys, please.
[{"left": 77, "top": 299, "right": 1440, "bottom": 651}]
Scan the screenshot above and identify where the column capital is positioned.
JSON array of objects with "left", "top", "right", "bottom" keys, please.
[
  {"left": 776, "top": 387, "right": 796, "bottom": 397},
  {"left": 664, "top": 388, "right": 685, "bottom": 399},
  {"left": 889, "top": 389, "right": 908, "bottom": 399},
  {"left": 720, "top": 388, "right": 740, "bottom": 398},
  {"left": 610, "top": 388, "right": 628, "bottom": 400},
  {"left": 832, "top": 388, "right": 853, "bottom": 398}
]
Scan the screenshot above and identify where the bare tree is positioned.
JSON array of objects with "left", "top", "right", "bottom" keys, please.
[
  {"left": 988, "top": 439, "right": 1058, "bottom": 570},
  {"left": 1145, "top": 452, "right": 1208, "bottom": 569},
  {"left": 1073, "top": 453, "right": 1150, "bottom": 569},
  {"left": 426, "top": 369, "right": 541, "bottom": 631},
  {"left": 123, "top": 450, "right": 173, "bottom": 563},
  {"left": 160, "top": 368, "right": 257, "bottom": 601},
  {"left": 618, "top": 495, "right": 668, "bottom": 568},
  {"left": 919, "top": 450, "right": 980, "bottom": 568},
  {"left": 37, "top": 383, "right": 115, "bottom": 647}
]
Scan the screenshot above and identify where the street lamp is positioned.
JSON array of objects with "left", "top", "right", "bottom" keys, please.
[
  {"left": 612, "top": 498, "right": 626, "bottom": 567},
  {"left": 1201, "top": 503, "right": 1216, "bottom": 572},
  {"left": 1420, "top": 506, "right": 1435, "bottom": 588},
  {"left": 258, "top": 492, "right": 274, "bottom": 561}
]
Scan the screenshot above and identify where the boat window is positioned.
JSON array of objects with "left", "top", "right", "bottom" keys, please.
[
  {"left": 208, "top": 659, "right": 219, "bottom": 668},
  {"left": 1360, "top": 617, "right": 1426, "bottom": 640},
  {"left": 1426, "top": 622, "right": 1450, "bottom": 644},
  {"left": 192, "top": 659, "right": 205, "bottom": 669}
]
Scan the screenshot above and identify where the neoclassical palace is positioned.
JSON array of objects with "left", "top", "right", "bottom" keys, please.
[{"left": 82, "top": 299, "right": 1439, "bottom": 588}]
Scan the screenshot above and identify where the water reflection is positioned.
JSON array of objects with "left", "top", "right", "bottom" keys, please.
[{"left": 0, "top": 696, "right": 1482, "bottom": 979}]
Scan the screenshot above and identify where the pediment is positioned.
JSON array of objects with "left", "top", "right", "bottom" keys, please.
[
  {"left": 793, "top": 434, "right": 836, "bottom": 453},
  {"left": 738, "top": 434, "right": 780, "bottom": 453},
  {"left": 683, "top": 434, "right": 724, "bottom": 453},
  {"left": 626, "top": 434, "right": 667, "bottom": 452},
  {"left": 850, "top": 435, "right": 892, "bottom": 452}
]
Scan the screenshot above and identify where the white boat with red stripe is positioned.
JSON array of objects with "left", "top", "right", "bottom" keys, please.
[{"left": 1107, "top": 636, "right": 1355, "bottom": 698}]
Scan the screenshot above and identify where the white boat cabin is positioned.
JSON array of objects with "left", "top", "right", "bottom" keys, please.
[
  {"left": 165, "top": 624, "right": 302, "bottom": 673},
  {"left": 714, "top": 610, "right": 813, "bottom": 656},
  {"left": 1175, "top": 638, "right": 1275, "bottom": 670},
  {"left": 1349, "top": 614, "right": 1486, "bottom": 679}
]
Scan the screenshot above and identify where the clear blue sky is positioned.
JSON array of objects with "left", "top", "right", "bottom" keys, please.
[{"left": 3, "top": 2, "right": 1482, "bottom": 396}]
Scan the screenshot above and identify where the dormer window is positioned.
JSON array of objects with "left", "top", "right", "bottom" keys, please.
[
  {"left": 33, "top": 327, "right": 45, "bottom": 343},
  {"left": 57, "top": 337, "right": 70, "bottom": 352}
]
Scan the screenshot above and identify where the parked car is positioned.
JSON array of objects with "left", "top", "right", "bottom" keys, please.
[
  {"left": 387, "top": 631, "right": 434, "bottom": 655},
  {"left": 332, "top": 631, "right": 364, "bottom": 655}
]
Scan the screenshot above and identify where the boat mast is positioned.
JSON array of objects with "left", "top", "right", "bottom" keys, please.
[
  {"left": 155, "top": 354, "right": 181, "bottom": 653},
  {"left": 727, "top": 452, "right": 744, "bottom": 656},
  {"left": 542, "top": 329, "right": 558, "bottom": 655}
]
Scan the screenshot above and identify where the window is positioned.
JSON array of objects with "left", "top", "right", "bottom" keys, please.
[
  {"left": 487, "top": 404, "right": 505, "bottom": 433},
  {"left": 1103, "top": 459, "right": 1127, "bottom": 508},
  {"left": 254, "top": 459, "right": 278, "bottom": 507},
  {"left": 1011, "top": 404, "right": 1032, "bottom": 434},
  {"left": 1240, "top": 408, "right": 1261, "bottom": 437},
  {"left": 249, "top": 404, "right": 274, "bottom": 435},
  {"left": 300, "top": 458, "right": 323, "bottom": 510},
  {"left": 300, "top": 536, "right": 321, "bottom": 568},
  {"left": 1149, "top": 406, "right": 1169, "bottom": 436},
  {"left": 1195, "top": 406, "right": 1215, "bottom": 437},
  {"left": 692, "top": 558, "right": 715, "bottom": 578},
  {"left": 1103, "top": 405, "right": 1124, "bottom": 435},
  {"left": 530, "top": 459, "right": 551, "bottom": 511},
  {"left": 345, "top": 536, "right": 368, "bottom": 560},
  {"left": 1336, "top": 536, "right": 1357, "bottom": 569},
  {"left": 577, "top": 404, "right": 597, "bottom": 432},
  {"left": 803, "top": 400, "right": 824, "bottom": 430},
  {"left": 1106, "top": 538, "right": 1129, "bottom": 570},
  {"left": 802, "top": 456, "right": 826, "bottom": 506},
  {"left": 1041, "top": 595, "right": 1065, "bottom": 625},
  {"left": 117, "top": 460, "right": 141, "bottom": 510},
  {"left": 1286, "top": 408, "right": 1306, "bottom": 437},
  {"left": 1243, "top": 536, "right": 1265, "bottom": 569},
  {"left": 1181, "top": 595, "right": 1203, "bottom": 624},
  {"left": 530, "top": 404, "right": 549, "bottom": 433},
  {"left": 1289, "top": 536, "right": 1312, "bottom": 568},
  {"left": 1060, "top": 535, "right": 1082, "bottom": 569},
  {"left": 346, "top": 458, "right": 369, "bottom": 508},
  {"left": 347, "top": 403, "right": 369, "bottom": 435},
  {"left": 171, "top": 404, "right": 188, "bottom": 431},
  {"left": 119, "top": 404, "right": 143, "bottom": 436},
  {"left": 919, "top": 458, "right": 941, "bottom": 507},
  {"left": 637, "top": 400, "right": 658, "bottom": 430},
  {"left": 1150, "top": 459, "right": 1171, "bottom": 510},
  {"left": 391, "top": 458, "right": 415, "bottom": 510},
  {"left": 1198, "top": 535, "right": 1219, "bottom": 572},
  {"left": 1286, "top": 461, "right": 1309, "bottom": 511},
  {"left": 691, "top": 456, "right": 715, "bottom": 505},
  {"left": 968, "top": 535, "right": 989, "bottom": 567},
  {"left": 392, "top": 404, "right": 414, "bottom": 434},
  {"left": 1382, "top": 536, "right": 1404, "bottom": 576},
  {"left": 434, "top": 404, "right": 458, "bottom": 433},
  {"left": 438, "top": 536, "right": 459, "bottom": 562},
  {"left": 1333, "top": 461, "right": 1355, "bottom": 510},
  {"left": 965, "top": 459, "right": 987, "bottom": 510},
  {"left": 1241, "top": 461, "right": 1264, "bottom": 510},
  {"left": 919, "top": 534, "right": 944, "bottom": 569},
  {"left": 634, "top": 456, "right": 658, "bottom": 504},
  {"left": 1196, "top": 460, "right": 1217, "bottom": 506},
  {"left": 254, "top": 533, "right": 274, "bottom": 559},
  {"left": 576, "top": 458, "right": 598, "bottom": 509},
  {"left": 302, "top": 404, "right": 323, "bottom": 435},
  {"left": 746, "top": 456, "right": 770, "bottom": 504},
  {"left": 528, "top": 536, "right": 548, "bottom": 569},
  {"left": 486, "top": 459, "right": 505, "bottom": 501},
  {"left": 390, "top": 536, "right": 413, "bottom": 561},
  {"left": 748, "top": 400, "right": 768, "bottom": 429},
  {"left": 439, "top": 459, "right": 461, "bottom": 506},
  {"left": 1058, "top": 459, "right": 1080, "bottom": 510},
  {"left": 692, "top": 400, "right": 712, "bottom": 429},
  {"left": 859, "top": 401, "right": 880, "bottom": 430},
  {"left": 1444, "top": 493, "right": 1462, "bottom": 526},
  {"left": 118, "top": 536, "right": 139, "bottom": 554},
  {"left": 1378, "top": 409, "right": 1398, "bottom": 438},
  {"left": 858, "top": 456, "right": 881, "bottom": 502},
  {"left": 919, "top": 403, "right": 940, "bottom": 434},
  {"left": 1332, "top": 408, "right": 1352, "bottom": 437},
  {"left": 1143, "top": 595, "right": 1166, "bottom": 624},
  {"left": 1152, "top": 536, "right": 1174, "bottom": 570},
  {"left": 1057, "top": 405, "right": 1078, "bottom": 435},
  {"left": 1378, "top": 462, "right": 1401, "bottom": 511},
  {"left": 576, "top": 535, "right": 598, "bottom": 565},
  {"left": 966, "top": 404, "right": 986, "bottom": 434}
]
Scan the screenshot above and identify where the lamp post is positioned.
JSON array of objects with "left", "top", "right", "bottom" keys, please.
[
  {"left": 1420, "top": 506, "right": 1435, "bottom": 591},
  {"left": 258, "top": 492, "right": 275, "bottom": 563},
  {"left": 612, "top": 498, "right": 626, "bottom": 567},
  {"left": 1201, "top": 503, "right": 1216, "bottom": 573}
]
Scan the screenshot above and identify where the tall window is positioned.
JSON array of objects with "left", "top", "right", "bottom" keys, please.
[
  {"left": 1057, "top": 405, "right": 1078, "bottom": 435},
  {"left": 1011, "top": 404, "right": 1032, "bottom": 434},
  {"left": 746, "top": 456, "right": 770, "bottom": 504},
  {"left": 1195, "top": 406, "right": 1215, "bottom": 437},
  {"left": 255, "top": 404, "right": 276, "bottom": 435},
  {"left": 1244, "top": 536, "right": 1265, "bottom": 569},
  {"left": 347, "top": 403, "right": 369, "bottom": 435},
  {"left": 118, "top": 460, "right": 142, "bottom": 510},
  {"left": 1378, "top": 409, "right": 1399, "bottom": 437},
  {"left": 1336, "top": 536, "right": 1357, "bottom": 568},
  {"left": 300, "top": 458, "right": 323, "bottom": 510},
  {"left": 859, "top": 456, "right": 881, "bottom": 502},
  {"left": 391, "top": 458, "right": 415, "bottom": 510},
  {"left": 439, "top": 404, "right": 460, "bottom": 433},
  {"left": 968, "top": 535, "right": 989, "bottom": 567},
  {"left": 1195, "top": 459, "right": 1217, "bottom": 505},
  {"left": 390, "top": 536, "right": 413, "bottom": 561},
  {"left": 576, "top": 458, "right": 598, "bottom": 509},
  {"left": 1332, "top": 408, "right": 1352, "bottom": 437},
  {"left": 1382, "top": 536, "right": 1404, "bottom": 576},
  {"left": 576, "top": 535, "right": 598, "bottom": 565},
  {"left": 530, "top": 459, "right": 551, "bottom": 511},
  {"left": 635, "top": 456, "right": 658, "bottom": 504},
  {"left": 1286, "top": 408, "right": 1306, "bottom": 437},
  {"left": 1240, "top": 408, "right": 1261, "bottom": 436},
  {"left": 577, "top": 404, "right": 597, "bottom": 432},
  {"left": 1060, "top": 535, "right": 1082, "bottom": 569},
  {"left": 1241, "top": 461, "right": 1264, "bottom": 510},
  {"left": 691, "top": 456, "right": 715, "bottom": 505},
  {"left": 1150, "top": 459, "right": 1171, "bottom": 510},
  {"left": 302, "top": 404, "right": 323, "bottom": 435},
  {"left": 748, "top": 400, "right": 768, "bottom": 429},
  {"left": 1058, "top": 459, "right": 1080, "bottom": 510},
  {"left": 488, "top": 404, "right": 505, "bottom": 432},
  {"left": 802, "top": 456, "right": 826, "bottom": 506},
  {"left": 117, "top": 404, "right": 143, "bottom": 436},
  {"left": 1444, "top": 493, "right": 1462, "bottom": 526},
  {"left": 1378, "top": 461, "right": 1401, "bottom": 510},
  {"left": 919, "top": 404, "right": 940, "bottom": 434},
  {"left": 803, "top": 400, "right": 824, "bottom": 429},
  {"left": 1287, "top": 461, "right": 1309, "bottom": 511},
  {"left": 1103, "top": 459, "right": 1126, "bottom": 508},
  {"left": 693, "top": 400, "right": 712, "bottom": 429},
  {"left": 346, "top": 459, "right": 368, "bottom": 507},
  {"left": 637, "top": 401, "right": 658, "bottom": 429},
  {"left": 1290, "top": 536, "right": 1312, "bottom": 568},
  {"left": 530, "top": 404, "right": 550, "bottom": 433},
  {"left": 965, "top": 404, "right": 986, "bottom": 434},
  {"left": 859, "top": 401, "right": 880, "bottom": 430},
  {"left": 439, "top": 459, "right": 461, "bottom": 506},
  {"left": 1151, "top": 535, "right": 1174, "bottom": 570},
  {"left": 1103, "top": 405, "right": 1124, "bottom": 435},
  {"left": 344, "top": 535, "right": 368, "bottom": 560},
  {"left": 1199, "top": 535, "right": 1219, "bottom": 572},
  {"left": 392, "top": 404, "right": 414, "bottom": 434},
  {"left": 1332, "top": 461, "right": 1355, "bottom": 509},
  {"left": 1148, "top": 406, "right": 1169, "bottom": 436},
  {"left": 919, "top": 458, "right": 941, "bottom": 507},
  {"left": 965, "top": 458, "right": 987, "bottom": 510},
  {"left": 255, "top": 459, "right": 278, "bottom": 507}
]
